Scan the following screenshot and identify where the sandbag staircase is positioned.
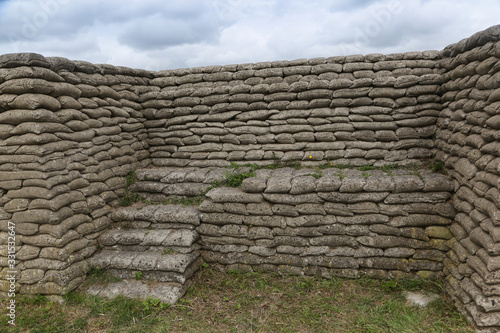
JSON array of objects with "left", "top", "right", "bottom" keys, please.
[
  {"left": 87, "top": 197, "right": 204, "bottom": 304},
  {"left": 87, "top": 166, "right": 236, "bottom": 303}
]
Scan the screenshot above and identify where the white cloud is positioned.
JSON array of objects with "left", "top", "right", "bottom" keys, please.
[{"left": 0, "top": 0, "right": 498, "bottom": 70}]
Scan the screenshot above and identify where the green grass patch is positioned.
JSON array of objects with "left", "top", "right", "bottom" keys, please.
[
  {"left": 82, "top": 268, "right": 122, "bottom": 288},
  {"left": 358, "top": 165, "right": 376, "bottom": 171},
  {"left": 119, "top": 191, "right": 141, "bottom": 206},
  {"left": 126, "top": 170, "right": 137, "bottom": 187},
  {"left": 119, "top": 169, "right": 141, "bottom": 206},
  {"left": 426, "top": 160, "right": 446, "bottom": 174},
  {"left": 308, "top": 171, "right": 322, "bottom": 179},
  {"left": 225, "top": 170, "right": 256, "bottom": 187},
  {"left": 1, "top": 269, "right": 473, "bottom": 333},
  {"left": 162, "top": 248, "right": 177, "bottom": 255},
  {"left": 134, "top": 271, "right": 143, "bottom": 280}
]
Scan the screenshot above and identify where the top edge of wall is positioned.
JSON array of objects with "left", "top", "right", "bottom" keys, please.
[
  {"left": 1, "top": 25, "right": 499, "bottom": 74},
  {"left": 0, "top": 50, "right": 442, "bottom": 75},
  {"left": 441, "top": 24, "right": 500, "bottom": 58},
  {"left": 0, "top": 52, "right": 156, "bottom": 77}
]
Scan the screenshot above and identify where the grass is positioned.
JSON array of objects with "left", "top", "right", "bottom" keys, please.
[
  {"left": 308, "top": 171, "right": 322, "bottom": 179},
  {"left": 119, "top": 191, "right": 140, "bottom": 206},
  {"left": 83, "top": 268, "right": 122, "bottom": 287},
  {"left": 119, "top": 170, "right": 140, "bottom": 206},
  {"left": 0, "top": 268, "right": 474, "bottom": 333},
  {"left": 428, "top": 160, "right": 445, "bottom": 173},
  {"left": 126, "top": 170, "right": 137, "bottom": 187},
  {"left": 225, "top": 170, "right": 256, "bottom": 187}
]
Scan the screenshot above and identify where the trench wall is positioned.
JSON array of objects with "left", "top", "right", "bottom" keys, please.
[
  {"left": 0, "top": 24, "right": 498, "bottom": 331},
  {"left": 147, "top": 50, "right": 442, "bottom": 168},
  {"left": 0, "top": 54, "right": 151, "bottom": 296},
  {"left": 434, "top": 26, "right": 500, "bottom": 329},
  {"left": 198, "top": 169, "right": 455, "bottom": 280}
]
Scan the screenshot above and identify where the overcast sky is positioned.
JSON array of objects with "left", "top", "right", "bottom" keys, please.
[{"left": 0, "top": 0, "right": 499, "bottom": 71}]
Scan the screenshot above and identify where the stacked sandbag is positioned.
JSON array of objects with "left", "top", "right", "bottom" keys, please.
[
  {"left": 131, "top": 167, "right": 229, "bottom": 202},
  {"left": 92, "top": 204, "right": 201, "bottom": 283},
  {"left": 87, "top": 204, "right": 202, "bottom": 304},
  {"left": 147, "top": 51, "right": 441, "bottom": 168},
  {"left": 0, "top": 23, "right": 498, "bottom": 330},
  {"left": 198, "top": 168, "right": 455, "bottom": 279},
  {"left": 435, "top": 25, "right": 500, "bottom": 330},
  {"left": 0, "top": 53, "right": 151, "bottom": 300}
]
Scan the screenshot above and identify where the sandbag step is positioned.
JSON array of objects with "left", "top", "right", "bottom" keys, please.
[
  {"left": 86, "top": 279, "right": 189, "bottom": 305},
  {"left": 134, "top": 167, "right": 227, "bottom": 185},
  {"left": 90, "top": 250, "right": 199, "bottom": 274},
  {"left": 110, "top": 204, "right": 201, "bottom": 226},
  {"left": 99, "top": 228, "right": 199, "bottom": 249},
  {"left": 106, "top": 256, "right": 202, "bottom": 284},
  {"left": 131, "top": 167, "right": 227, "bottom": 199}
]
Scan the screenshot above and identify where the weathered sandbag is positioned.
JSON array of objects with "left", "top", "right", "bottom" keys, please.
[
  {"left": 0, "top": 78, "right": 55, "bottom": 94},
  {"left": 9, "top": 94, "right": 61, "bottom": 111}
]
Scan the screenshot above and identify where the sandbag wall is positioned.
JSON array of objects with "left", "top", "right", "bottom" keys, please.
[
  {"left": 146, "top": 51, "right": 442, "bottom": 168},
  {"left": 434, "top": 26, "right": 500, "bottom": 330},
  {"left": 0, "top": 53, "right": 150, "bottom": 299},
  {"left": 0, "top": 23, "right": 498, "bottom": 330},
  {"left": 197, "top": 169, "right": 455, "bottom": 279}
]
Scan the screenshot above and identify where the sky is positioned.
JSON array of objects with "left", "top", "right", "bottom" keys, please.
[{"left": 0, "top": 0, "right": 499, "bottom": 71}]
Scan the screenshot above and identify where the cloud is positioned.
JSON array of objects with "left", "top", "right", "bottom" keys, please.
[
  {"left": 0, "top": 0, "right": 498, "bottom": 70},
  {"left": 117, "top": 7, "right": 225, "bottom": 50},
  {"left": 327, "top": 0, "right": 382, "bottom": 12}
]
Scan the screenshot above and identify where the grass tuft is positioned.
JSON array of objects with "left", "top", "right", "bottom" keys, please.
[
  {"left": 126, "top": 170, "right": 137, "bottom": 187},
  {"left": 119, "top": 191, "right": 141, "bottom": 206},
  {"left": 119, "top": 170, "right": 141, "bottom": 206},
  {"left": 225, "top": 170, "right": 256, "bottom": 187},
  {"left": 308, "top": 171, "right": 322, "bottom": 179},
  {"left": 83, "top": 267, "right": 122, "bottom": 287}
]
